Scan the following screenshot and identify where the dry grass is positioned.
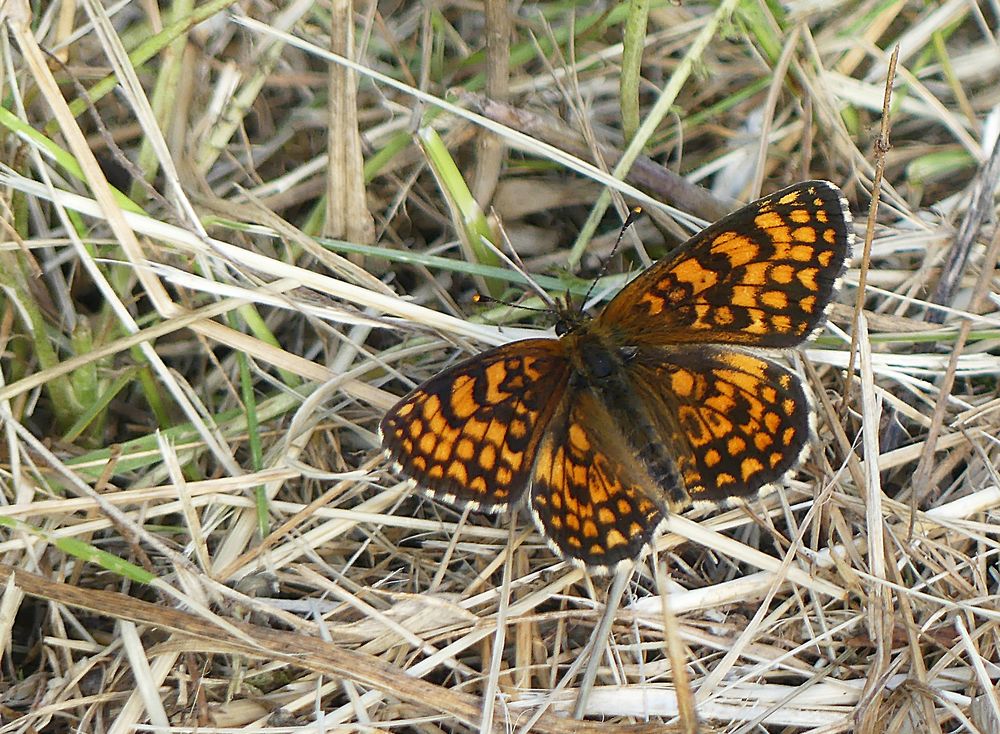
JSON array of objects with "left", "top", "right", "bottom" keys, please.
[{"left": 1, "top": 1, "right": 1000, "bottom": 732}]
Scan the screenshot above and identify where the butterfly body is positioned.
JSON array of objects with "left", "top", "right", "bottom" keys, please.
[{"left": 380, "top": 181, "right": 854, "bottom": 572}]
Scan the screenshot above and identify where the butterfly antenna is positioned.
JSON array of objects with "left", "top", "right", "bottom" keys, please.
[
  {"left": 485, "top": 209, "right": 557, "bottom": 308},
  {"left": 472, "top": 293, "right": 552, "bottom": 314},
  {"left": 581, "top": 206, "right": 643, "bottom": 310}
]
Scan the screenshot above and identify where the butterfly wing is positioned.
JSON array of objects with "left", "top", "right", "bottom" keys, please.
[
  {"left": 529, "top": 389, "right": 668, "bottom": 570},
  {"left": 626, "top": 346, "right": 813, "bottom": 506},
  {"left": 379, "top": 339, "right": 570, "bottom": 512},
  {"left": 599, "top": 180, "right": 852, "bottom": 347}
]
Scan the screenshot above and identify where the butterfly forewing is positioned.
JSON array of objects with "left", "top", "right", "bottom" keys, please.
[
  {"left": 599, "top": 180, "right": 851, "bottom": 348},
  {"left": 379, "top": 339, "right": 570, "bottom": 512}
]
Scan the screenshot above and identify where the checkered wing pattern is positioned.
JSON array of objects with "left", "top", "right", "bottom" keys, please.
[
  {"left": 379, "top": 339, "right": 569, "bottom": 512},
  {"left": 529, "top": 391, "right": 668, "bottom": 568},
  {"left": 628, "top": 347, "right": 812, "bottom": 506},
  {"left": 599, "top": 180, "right": 851, "bottom": 347}
]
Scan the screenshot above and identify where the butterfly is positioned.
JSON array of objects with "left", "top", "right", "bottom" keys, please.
[{"left": 379, "top": 180, "right": 853, "bottom": 572}]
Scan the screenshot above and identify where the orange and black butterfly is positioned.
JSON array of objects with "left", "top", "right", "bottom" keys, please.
[{"left": 380, "top": 181, "right": 853, "bottom": 572}]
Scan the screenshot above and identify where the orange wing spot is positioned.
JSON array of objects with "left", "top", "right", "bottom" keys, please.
[
  {"left": 485, "top": 420, "right": 507, "bottom": 447},
  {"left": 714, "top": 306, "right": 735, "bottom": 325},
  {"left": 717, "top": 473, "right": 736, "bottom": 486},
  {"left": 771, "top": 264, "right": 794, "bottom": 284},
  {"left": 719, "top": 361, "right": 767, "bottom": 390},
  {"left": 671, "top": 368, "right": 695, "bottom": 397},
  {"left": 692, "top": 304, "right": 715, "bottom": 330},
  {"left": 793, "top": 226, "right": 817, "bottom": 243},
  {"left": 408, "top": 419, "right": 424, "bottom": 440},
  {"left": 548, "top": 449, "right": 565, "bottom": 492},
  {"left": 754, "top": 211, "right": 786, "bottom": 230},
  {"left": 550, "top": 488, "right": 562, "bottom": 509},
  {"left": 789, "top": 208, "right": 811, "bottom": 224},
  {"left": 428, "top": 413, "right": 448, "bottom": 436},
  {"left": 748, "top": 310, "right": 772, "bottom": 334},
  {"left": 761, "top": 290, "right": 788, "bottom": 309},
  {"left": 741, "top": 457, "right": 764, "bottom": 481},
  {"left": 727, "top": 436, "right": 746, "bottom": 455},
  {"left": 778, "top": 191, "right": 802, "bottom": 205},
  {"left": 422, "top": 395, "right": 442, "bottom": 420},
  {"left": 496, "top": 467, "right": 513, "bottom": 485},
  {"left": 569, "top": 423, "right": 590, "bottom": 451},
  {"left": 764, "top": 412, "right": 781, "bottom": 433},
  {"left": 800, "top": 295, "right": 816, "bottom": 314},
  {"left": 782, "top": 427, "right": 797, "bottom": 446},
  {"left": 396, "top": 403, "right": 415, "bottom": 418},
  {"left": 606, "top": 529, "right": 628, "bottom": 549},
  {"left": 483, "top": 362, "right": 510, "bottom": 404},
  {"left": 818, "top": 250, "right": 835, "bottom": 267},
  {"left": 797, "top": 268, "right": 819, "bottom": 291},
  {"left": 705, "top": 394, "right": 736, "bottom": 415},
  {"left": 772, "top": 314, "right": 793, "bottom": 333},
  {"left": 583, "top": 520, "right": 599, "bottom": 539},
  {"left": 565, "top": 513, "right": 577, "bottom": 530},
  {"left": 479, "top": 443, "right": 496, "bottom": 470},
  {"left": 760, "top": 385, "right": 777, "bottom": 403},
  {"left": 710, "top": 234, "right": 760, "bottom": 267},
  {"left": 671, "top": 258, "right": 720, "bottom": 292},
  {"left": 754, "top": 432, "right": 773, "bottom": 451},
  {"left": 599, "top": 507, "right": 616, "bottom": 525},
  {"left": 412, "top": 456, "right": 427, "bottom": 471},
  {"left": 589, "top": 472, "right": 610, "bottom": 504},
  {"left": 824, "top": 228, "right": 838, "bottom": 244},
  {"left": 450, "top": 376, "right": 478, "bottom": 418},
  {"left": 617, "top": 499, "right": 632, "bottom": 515},
  {"left": 639, "top": 291, "right": 666, "bottom": 315},
  {"left": 731, "top": 285, "right": 758, "bottom": 308},
  {"left": 428, "top": 465, "right": 444, "bottom": 479},
  {"left": 464, "top": 418, "right": 488, "bottom": 441},
  {"left": 742, "top": 262, "right": 771, "bottom": 286},
  {"left": 447, "top": 461, "right": 468, "bottom": 484},
  {"left": 791, "top": 244, "right": 815, "bottom": 261},
  {"left": 419, "top": 433, "right": 437, "bottom": 455},
  {"left": 629, "top": 522, "right": 643, "bottom": 537},
  {"left": 433, "top": 441, "right": 453, "bottom": 463},
  {"left": 550, "top": 515, "right": 564, "bottom": 530},
  {"left": 816, "top": 209, "right": 829, "bottom": 223},
  {"left": 456, "top": 439, "right": 475, "bottom": 460},
  {"left": 567, "top": 534, "right": 581, "bottom": 549},
  {"left": 704, "top": 449, "right": 722, "bottom": 467},
  {"left": 401, "top": 438, "right": 413, "bottom": 452},
  {"left": 770, "top": 452, "right": 784, "bottom": 468},
  {"left": 510, "top": 419, "right": 528, "bottom": 440},
  {"left": 705, "top": 411, "right": 734, "bottom": 439},
  {"left": 783, "top": 398, "right": 797, "bottom": 415}
]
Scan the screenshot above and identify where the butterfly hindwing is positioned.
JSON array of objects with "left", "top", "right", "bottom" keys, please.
[
  {"left": 529, "top": 390, "right": 668, "bottom": 570},
  {"left": 626, "top": 347, "right": 813, "bottom": 506}
]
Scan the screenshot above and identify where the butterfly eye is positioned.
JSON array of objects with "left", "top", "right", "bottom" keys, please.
[{"left": 554, "top": 319, "right": 570, "bottom": 336}]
